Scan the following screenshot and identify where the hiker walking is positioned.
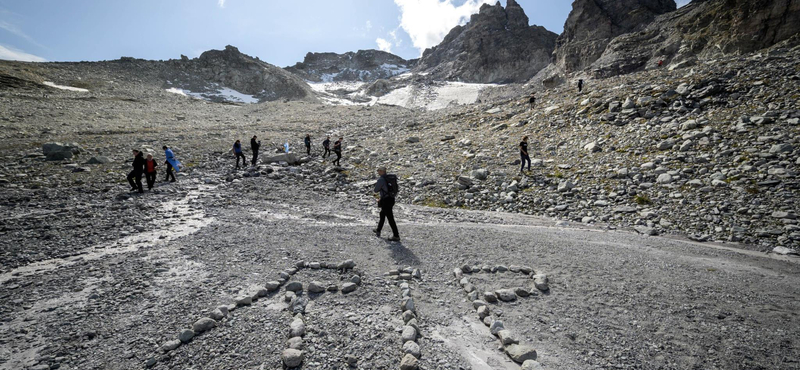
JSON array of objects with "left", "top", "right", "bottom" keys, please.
[
  {"left": 578, "top": 79, "right": 584, "bottom": 93},
  {"left": 322, "top": 136, "right": 331, "bottom": 158},
  {"left": 127, "top": 149, "right": 145, "bottom": 193},
  {"left": 332, "top": 137, "right": 343, "bottom": 166},
  {"left": 250, "top": 135, "right": 261, "bottom": 166},
  {"left": 528, "top": 93, "right": 536, "bottom": 109},
  {"left": 520, "top": 136, "right": 531, "bottom": 172},
  {"left": 163, "top": 146, "right": 179, "bottom": 182},
  {"left": 373, "top": 166, "right": 400, "bottom": 241},
  {"left": 233, "top": 140, "right": 246, "bottom": 169},
  {"left": 144, "top": 153, "right": 158, "bottom": 190},
  {"left": 304, "top": 134, "right": 312, "bottom": 156}
]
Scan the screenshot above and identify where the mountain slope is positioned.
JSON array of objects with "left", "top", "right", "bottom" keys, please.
[
  {"left": 591, "top": 0, "right": 800, "bottom": 77},
  {"left": 552, "top": 0, "right": 677, "bottom": 74}
]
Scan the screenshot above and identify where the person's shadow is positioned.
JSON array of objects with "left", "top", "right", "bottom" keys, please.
[{"left": 384, "top": 240, "right": 420, "bottom": 266}]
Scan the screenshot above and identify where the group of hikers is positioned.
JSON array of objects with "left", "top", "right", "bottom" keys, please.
[
  {"left": 127, "top": 146, "right": 180, "bottom": 193},
  {"left": 124, "top": 138, "right": 401, "bottom": 241},
  {"left": 232, "top": 134, "right": 343, "bottom": 169}
]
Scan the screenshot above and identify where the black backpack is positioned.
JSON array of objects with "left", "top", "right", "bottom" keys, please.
[{"left": 384, "top": 174, "right": 399, "bottom": 198}]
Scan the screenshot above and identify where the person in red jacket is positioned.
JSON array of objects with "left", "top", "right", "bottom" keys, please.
[{"left": 144, "top": 153, "right": 158, "bottom": 190}]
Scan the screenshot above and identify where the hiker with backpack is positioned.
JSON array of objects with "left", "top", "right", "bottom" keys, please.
[
  {"left": 373, "top": 166, "right": 400, "bottom": 241},
  {"left": 233, "top": 140, "right": 246, "bottom": 169},
  {"left": 163, "top": 146, "right": 179, "bottom": 182},
  {"left": 304, "top": 134, "right": 312, "bottom": 156},
  {"left": 332, "top": 137, "right": 343, "bottom": 166},
  {"left": 322, "top": 136, "right": 331, "bottom": 158}
]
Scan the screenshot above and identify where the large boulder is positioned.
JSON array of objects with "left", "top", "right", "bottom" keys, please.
[
  {"left": 42, "top": 142, "right": 82, "bottom": 161},
  {"left": 262, "top": 153, "right": 300, "bottom": 165}
]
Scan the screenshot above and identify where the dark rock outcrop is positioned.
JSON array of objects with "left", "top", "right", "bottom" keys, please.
[
  {"left": 552, "top": 0, "right": 676, "bottom": 74},
  {"left": 414, "top": 0, "right": 557, "bottom": 83},
  {"left": 285, "top": 50, "right": 413, "bottom": 83},
  {"left": 164, "top": 45, "right": 314, "bottom": 102},
  {"left": 591, "top": 0, "right": 800, "bottom": 77}
]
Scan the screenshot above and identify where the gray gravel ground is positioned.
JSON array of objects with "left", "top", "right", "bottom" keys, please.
[
  {"left": 1, "top": 59, "right": 799, "bottom": 370},
  {"left": 2, "top": 170, "right": 799, "bottom": 369}
]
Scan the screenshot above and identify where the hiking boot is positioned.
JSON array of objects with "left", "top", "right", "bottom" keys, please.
[
  {"left": 372, "top": 229, "right": 380, "bottom": 237},
  {"left": 387, "top": 236, "right": 401, "bottom": 242}
]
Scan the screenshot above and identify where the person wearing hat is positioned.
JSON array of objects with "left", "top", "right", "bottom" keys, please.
[{"left": 373, "top": 166, "right": 400, "bottom": 241}]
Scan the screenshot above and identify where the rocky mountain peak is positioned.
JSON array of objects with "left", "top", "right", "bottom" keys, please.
[
  {"left": 414, "top": 0, "right": 557, "bottom": 83},
  {"left": 553, "top": 0, "right": 676, "bottom": 73},
  {"left": 285, "top": 49, "right": 413, "bottom": 83},
  {"left": 165, "top": 45, "right": 314, "bottom": 102}
]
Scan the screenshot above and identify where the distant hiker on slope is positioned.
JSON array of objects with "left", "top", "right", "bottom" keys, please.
[
  {"left": 520, "top": 136, "right": 531, "bottom": 172},
  {"left": 332, "top": 137, "right": 343, "bottom": 167},
  {"left": 322, "top": 136, "right": 331, "bottom": 158},
  {"left": 250, "top": 135, "right": 261, "bottom": 166},
  {"left": 304, "top": 134, "right": 312, "bottom": 156},
  {"left": 163, "top": 146, "right": 179, "bottom": 182},
  {"left": 528, "top": 93, "right": 536, "bottom": 109},
  {"left": 144, "top": 153, "right": 158, "bottom": 190},
  {"left": 128, "top": 149, "right": 145, "bottom": 193},
  {"left": 233, "top": 140, "right": 246, "bottom": 169},
  {"left": 578, "top": 79, "right": 584, "bottom": 93},
  {"left": 373, "top": 166, "right": 400, "bottom": 241}
]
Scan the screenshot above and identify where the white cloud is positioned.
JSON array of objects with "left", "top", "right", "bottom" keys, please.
[
  {"left": 376, "top": 38, "right": 392, "bottom": 52},
  {"left": 0, "top": 44, "right": 46, "bottom": 62},
  {"left": 218, "top": 0, "right": 226, "bottom": 8},
  {"left": 393, "top": 0, "right": 493, "bottom": 55},
  {"left": 366, "top": 20, "right": 372, "bottom": 31},
  {"left": 0, "top": 20, "right": 48, "bottom": 49}
]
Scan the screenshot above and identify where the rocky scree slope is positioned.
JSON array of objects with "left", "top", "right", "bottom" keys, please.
[
  {"left": 285, "top": 49, "right": 413, "bottom": 83},
  {"left": 550, "top": 0, "right": 677, "bottom": 76},
  {"left": 338, "top": 44, "right": 800, "bottom": 252},
  {"left": 414, "top": 0, "right": 557, "bottom": 84},
  {"left": 591, "top": 0, "right": 800, "bottom": 78},
  {"left": 162, "top": 45, "right": 315, "bottom": 102}
]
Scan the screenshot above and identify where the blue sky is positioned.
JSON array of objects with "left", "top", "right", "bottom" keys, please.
[{"left": 0, "top": 0, "right": 690, "bottom": 66}]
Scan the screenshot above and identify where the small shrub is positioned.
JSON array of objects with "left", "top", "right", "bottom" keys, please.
[{"left": 634, "top": 195, "right": 652, "bottom": 205}]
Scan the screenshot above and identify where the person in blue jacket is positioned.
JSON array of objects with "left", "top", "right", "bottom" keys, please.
[
  {"left": 233, "top": 140, "right": 246, "bottom": 169},
  {"left": 163, "top": 145, "right": 180, "bottom": 182}
]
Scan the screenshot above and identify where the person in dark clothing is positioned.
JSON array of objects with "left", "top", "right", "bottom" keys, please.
[
  {"left": 163, "top": 146, "right": 178, "bottom": 182},
  {"left": 127, "top": 150, "right": 145, "bottom": 193},
  {"left": 520, "top": 136, "right": 531, "bottom": 172},
  {"left": 233, "top": 140, "right": 246, "bottom": 168},
  {"left": 372, "top": 166, "right": 400, "bottom": 241},
  {"left": 332, "top": 137, "right": 343, "bottom": 166},
  {"left": 304, "top": 134, "right": 312, "bottom": 156},
  {"left": 322, "top": 136, "right": 331, "bottom": 158},
  {"left": 250, "top": 135, "right": 261, "bottom": 166},
  {"left": 578, "top": 79, "right": 584, "bottom": 93},
  {"left": 144, "top": 153, "right": 158, "bottom": 190},
  {"left": 528, "top": 93, "right": 536, "bottom": 109}
]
